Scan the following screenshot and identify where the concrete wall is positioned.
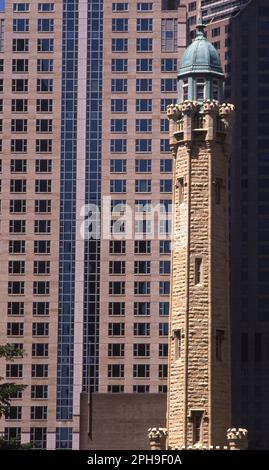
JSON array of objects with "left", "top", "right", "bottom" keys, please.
[{"left": 80, "top": 392, "right": 166, "bottom": 450}]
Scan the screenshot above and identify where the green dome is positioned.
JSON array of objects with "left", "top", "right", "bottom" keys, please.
[{"left": 178, "top": 24, "right": 224, "bottom": 79}]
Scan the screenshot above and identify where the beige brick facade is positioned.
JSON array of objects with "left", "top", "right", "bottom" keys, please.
[{"left": 167, "top": 101, "right": 234, "bottom": 448}]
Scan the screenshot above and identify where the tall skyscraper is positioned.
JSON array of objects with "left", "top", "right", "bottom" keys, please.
[
  {"left": 0, "top": 0, "right": 187, "bottom": 450},
  {"left": 230, "top": 0, "right": 269, "bottom": 450}
]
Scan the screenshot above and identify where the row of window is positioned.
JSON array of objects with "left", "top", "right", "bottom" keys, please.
[
  {"left": 6, "top": 200, "right": 52, "bottom": 213},
  {"left": 6, "top": 321, "right": 169, "bottom": 337},
  {"left": 0, "top": 119, "right": 53, "bottom": 133},
  {"left": 0, "top": 59, "right": 54, "bottom": 73},
  {"left": 8, "top": 260, "right": 51, "bottom": 275},
  {"left": 12, "top": 19, "right": 55, "bottom": 33},
  {"left": 108, "top": 260, "right": 170, "bottom": 275},
  {"left": 3, "top": 180, "right": 52, "bottom": 193},
  {"left": 4, "top": 426, "right": 48, "bottom": 450},
  {"left": 109, "top": 301, "right": 169, "bottom": 316},
  {"left": 7, "top": 281, "right": 51, "bottom": 295},
  {"left": 0, "top": 160, "right": 52, "bottom": 173},
  {"left": 109, "top": 240, "right": 170, "bottom": 254},
  {"left": 6, "top": 300, "right": 169, "bottom": 317},
  {"left": 108, "top": 281, "right": 170, "bottom": 296},
  {"left": 6, "top": 240, "right": 170, "bottom": 255},
  {"left": 12, "top": 3, "right": 55, "bottom": 12},
  {"left": 0, "top": 99, "right": 53, "bottom": 113},
  {"left": 6, "top": 281, "right": 170, "bottom": 296},
  {"left": 108, "top": 384, "right": 167, "bottom": 393},
  {"left": 110, "top": 179, "right": 172, "bottom": 193},
  {"left": 10, "top": 38, "right": 54, "bottom": 52},
  {"left": 109, "top": 139, "right": 170, "bottom": 153},
  {"left": 7, "top": 220, "right": 51, "bottom": 234},
  {"left": 0, "top": 79, "right": 54, "bottom": 92},
  {"left": 110, "top": 77, "right": 177, "bottom": 93},
  {"left": 0, "top": 140, "right": 53, "bottom": 153},
  {"left": 110, "top": 159, "right": 171, "bottom": 172},
  {"left": 110, "top": 119, "right": 169, "bottom": 133},
  {"left": 111, "top": 199, "right": 171, "bottom": 213},
  {"left": 110, "top": 55, "right": 177, "bottom": 74},
  {"left": 111, "top": 98, "right": 177, "bottom": 113},
  {"left": 108, "top": 363, "right": 168, "bottom": 378},
  {"left": 8, "top": 240, "right": 51, "bottom": 254},
  {"left": 109, "top": 219, "right": 171, "bottom": 235}
]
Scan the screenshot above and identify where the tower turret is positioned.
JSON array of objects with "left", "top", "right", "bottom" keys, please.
[{"left": 178, "top": 19, "right": 225, "bottom": 103}]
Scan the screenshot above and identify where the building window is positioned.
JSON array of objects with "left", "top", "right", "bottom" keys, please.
[
  {"left": 30, "top": 428, "right": 47, "bottom": 450},
  {"left": 109, "top": 261, "right": 126, "bottom": 275},
  {"left": 34, "top": 240, "right": 51, "bottom": 254},
  {"left": 161, "top": 0, "right": 179, "bottom": 10},
  {"left": 107, "top": 385, "right": 124, "bottom": 393},
  {"left": 110, "top": 179, "right": 126, "bottom": 193},
  {"left": 33, "top": 302, "right": 49, "bottom": 316},
  {"left": 160, "top": 179, "right": 172, "bottom": 193},
  {"left": 33, "top": 281, "right": 50, "bottom": 296},
  {"left": 32, "top": 344, "right": 49, "bottom": 358},
  {"left": 13, "top": 19, "right": 29, "bottom": 33},
  {"left": 7, "top": 302, "right": 24, "bottom": 316},
  {"left": 112, "top": 38, "right": 128, "bottom": 52},
  {"left": 213, "top": 79, "right": 219, "bottom": 100},
  {"left": 111, "top": 59, "right": 128, "bottom": 73},
  {"left": 137, "top": 18, "right": 153, "bottom": 32},
  {"left": 8, "top": 261, "right": 25, "bottom": 275},
  {"left": 109, "top": 302, "right": 125, "bottom": 316},
  {"left": 161, "top": 19, "right": 177, "bottom": 52},
  {"left": 109, "top": 240, "right": 126, "bottom": 254},
  {"left": 159, "top": 364, "right": 168, "bottom": 379},
  {"left": 134, "top": 323, "right": 150, "bottom": 336},
  {"left": 36, "top": 119, "right": 53, "bottom": 133},
  {"left": 133, "top": 344, "right": 150, "bottom": 357},
  {"left": 32, "top": 322, "right": 49, "bottom": 336},
  {"left": 136, "top": 59, "right": 152, "bottom": 72},
  {"left": 193, "top": 412, "right": 203, "bottom": 445},
  {"left": 12, "top": 79, "right": 28, "bottom": 93},
  {"left": 134, "top": 281, "right": 150, "bottom": 295},
  {"left": 159, "top": 323, "right": 169, "bottom": 336},
  {"left": 135, "top": 139, "right": 152, "bottom": 153},
  {"left": 160, "top": 98, "right": 176, "bottom": 113},
  {"left": 31, "top": 406, "right": 48, "bottom": 420},
  {"left": 134, "top": 302, "right": 150, "bottom": 316},
  {"left": 133, "top": 364, "right": 150, "bottom": 378},
  {"left": 31, "top": 364, "right": 48, "bottom": 378},
  {"left": 136, "top": 79, "right": 152, "bottom": 93},
  {"left": 160, "top": 119, "right": 169, "bottom": 133},
  {"left": 135, "top": 159, "right": 151, "bottom": 173},
  {"left": 136, "top": 99, "right": 152, "bottom": 112},
  {"left": 55, "top": 428, "right": 73, "bottom": 450},
  {"left": 5, "top": 406, "right": 22, "bottom": 420},
  {"left": 136, "top": 119, "right": 152, "bottom": 133},
  {"left": 161, "top": 58, "right": 177, "bottom": 72},
  {"left": 159, "top": 343, "right": 168, "bottom": 357},
  {"left": 137, "top": 3, "right": 153, "bottom": 11},
  {"left": 111, "top": 99, "right": 128, "bottom": 113},
  {"left": 108, "top": 364, "right": 125, "bottom": 378},
  {"left": 6, "top": 364, "right": 23, "bottom": 378},
  {"left": 12, "top": 59, "right": 28, "bottom": 73},
  {"left": 4, "top": 427, "right": 21, "bottom": 443},
  {"left": 133, "top": 385, "right": 150, "bottom": 393},
  {"left": 135, "top": 179, "right": 151, "bottom": 193},
  {"left": 134, "top": 261, "right": 151, "bottom": 275},
  {"left": 108, "top": 344, "right": 125, "bottom": 357},
  {"left": 195, "top": 257, "right": 203, "bottom": 285},
  {"left": 183, "top": 80, "right": 188, "bottom": 100},
  {"left": 9, "top": 240, "right": 25, "bottom": 255},
  {"left": 174, "top": 329, "right": 182, "bottom": 359},
  {"left": 36, "top": 99, "right": 53, "bottom": 113},
  {"left": 38, "top": 3, "right": 55, "bottom": 12},
  {"left": 134, "top": 240, "right": 151, "bottom": 254},
  {"left": 112, "top": 18, "right": 128, "bottom": 32},
  {"left": 37, "top": 59, "right": 53, "bottom": 73},
  {"left": 110, "top": 139, "right": 127, "bottom": 153},
  {"left": 12, "top": 39, "right": 29, "bottom": 52},
  {"left": 159, "top": 301, "right": 169, "bottom": 316},
  {"left": 195, "top": 79, "right": 205, "bottom": 101},
  {"left": 111, "top": 119, "right": 127, "bottom": 133},
  {"left": 8, "top": 281, "right": 25, "bottom": 295},
  {"left": 31, "top": 385, "right": 48, "bottom": 399},
  {"left": 37, "top": 38, "right": 54, "bottom": 52},
  {"left": 212, "top": 27, "right": 220, "bottom": 37},
  {"left": 159, "top": 260, "right": 170, "bottom": 275},
  {"left": 37, "top": 19, "right": 54, "bottom": 33},
  {"left": 13, "top": 4, "right": 30, "bottom": 12},
  {"left": 161, "top": 78, "right": 177, "bottom": 93},
  {"left": 136, "top": 38, "right": 152, "bottom": 52},
  {"left": 7, "top": 322, "right": 24, "bottom": 336},
  {"left": 109, "top": 282, "right": 125, "bottom": 296}
]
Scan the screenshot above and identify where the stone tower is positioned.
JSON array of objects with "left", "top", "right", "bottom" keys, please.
[{"left": 166, "top": 19, "right": 235, "bottom": 449}]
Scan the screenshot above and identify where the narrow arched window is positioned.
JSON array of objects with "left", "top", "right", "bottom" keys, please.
[
  {"left": 182, "top": 79, "right": 188, "bottom": 100},
  {"left": 213, "top": 79, "right": 219, "bottom": 100},
  {"left": 196, "top": 78, "right": 205, "bottom": 100}
]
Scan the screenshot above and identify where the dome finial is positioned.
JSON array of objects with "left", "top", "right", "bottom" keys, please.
[{"left": 196, "top": 4, "right": 206, "bottom": 37}]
